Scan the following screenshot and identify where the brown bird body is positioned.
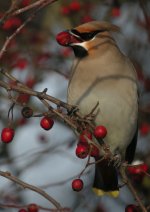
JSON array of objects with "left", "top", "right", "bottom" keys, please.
[
  {"left": 56, "top": 21, "right": 138, "bottom": 197},
  {"left": 68, "top": 34, "right": 138, "bottom": 157}
]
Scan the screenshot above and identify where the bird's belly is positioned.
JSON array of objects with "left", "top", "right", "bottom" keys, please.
[{"left": 68, "top": 79, "right": 138, "bottom": 155}]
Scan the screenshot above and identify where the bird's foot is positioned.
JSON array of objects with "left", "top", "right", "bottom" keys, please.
[
  {"left": 109, "top": 153, "right": 122, "bottom": 168},
  {"left": 83, "top": 113, "right": 96, "bottom": 122},
  {"left": 84, "top": 101, "right": 99, "bottom": 121},
  {"left": 67, "top": 105, "right": 79, "bottom": 116}
]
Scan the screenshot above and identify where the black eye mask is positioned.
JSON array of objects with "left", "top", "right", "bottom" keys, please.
[{"left": 70, "top": 29, "right": 105, "bottom": 41}]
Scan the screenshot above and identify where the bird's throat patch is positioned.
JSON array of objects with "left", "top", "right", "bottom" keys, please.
[{"left": 72, "top": 45, "right": 88, "bottom": 58}]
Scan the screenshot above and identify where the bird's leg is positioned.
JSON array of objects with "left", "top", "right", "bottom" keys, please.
[
  {"left": 67, "top": 105, "right": 79, "bottom": 116},
  {"left": 112, "top": 153, "right": 122, "bottom": 167},
  {"left": 108, "top": 152, "right": 122, "bottom": 168}
]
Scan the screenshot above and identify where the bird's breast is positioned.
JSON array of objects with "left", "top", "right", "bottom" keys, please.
[{"left": 67, "top": 54, "right": 138, "bottom": 155}]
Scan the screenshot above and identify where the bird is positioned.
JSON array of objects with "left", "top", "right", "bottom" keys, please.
[{"left": 56, "top": 21, "right": 138, "bottom": 197}]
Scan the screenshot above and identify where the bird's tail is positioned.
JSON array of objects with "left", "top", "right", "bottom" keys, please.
[{"left": 93, "top": 159, "right": 119, "bottom": 198}]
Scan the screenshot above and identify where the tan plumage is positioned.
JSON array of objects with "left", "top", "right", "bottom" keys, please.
[
  {"left": 68, "top": 21, "right": 138, "bottom": 156},
  {"left": 73, "top": 21, "right": 120, "bottom": 33},
  {"left": 56, "top": 21, "right": 138, "bottom": 196}
]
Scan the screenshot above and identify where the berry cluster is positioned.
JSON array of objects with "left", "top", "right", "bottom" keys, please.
[
  {"left": 61, "top": 1, "right": 81, "bottom": 15},
  {"left": 0, "top": 121, "right": 108, "bottom": 193},
  {"left": 72, "top": 125, "right": 107, "bottom": 192},
  {"left": 127, "top": 162, "right": 148, "bottom": 183},
  {"left": 75, "top": 126, "right": 107, "bottom": 160},
  {"left": 139, "top": 122, "right": 150, "bottom": 136},
  {"left": 60, "top": 1, "right": 93, "bottom": 24},
  {"left": 0, "top": 115, "right": 55, "bottom": 144},
  {"left": 18, "top": 203, "right": 38, "bottom": 212}
]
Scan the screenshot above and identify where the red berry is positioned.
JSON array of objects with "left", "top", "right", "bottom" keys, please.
[
  {"left": 76, "top": 143, "right": 89, "bottom": 159},
  {"left": 26, "top": 77, "right": 36, "bottom": 88},
  {"left": 40, "top": 117, "right": 54, "bottom": 130},
  {"left": 56, "top": 31, "right": 82, "bottom": 46},
  {"left": 36, "top": 52, "right": 51, "bottom": 65},
  {"left": 17, "top": 94, "right": 30, "bottom": 104},
  {"left": 69, "top": 1, "right": 81, "bottom": 11},
  {"left": 28, "top": 203, "right": 38, "bottom": 212},
  {"left": 111, "top": 7, "right": 121, "bottom": 17},
  {"left": 15, "top": 58, "right": 28, "bottom": 70},
  {"left": 90, "top": 144, "right": 100, "bottom": 157},
  {"left": 139, "top": 123, "right": 150, "bottom": 136},
  {"left": 140, "top": 163, "right": 149, "bottom": 173},
  {"left": 127, "top": 163, "right": 148, "bottom": 176},
  {"left": 125, "top": 204, "right": 138, "bottom": 212},
  {"left": 81, "top": 15, "right": 93, "bottom": 23},
  {"left": 72, "top": 179, "right": 83, "bottom": 191},
  {"left": 18, "top": 209, "right": 27, "bottom": 212},
  {"left": 61, "top": 48, "right": 72, "bottom": 57},
  {"left": 1, "top": 128, "right": 15, "bottom": 143},
  {"left": 94, "top": 125, "right": 107, "bottom": 138},
  {"left": 79, "top": 130, "right": 92, "bottom": 144},
  {"left": 61, "top": 6, "right": 70, "bottom": 15},
  {"left": 18, "top": 118, "right": 27, "bottom": 126},
  {"left": 2, "top": 17, "right": 21, "bottom": 30},
  {"left": 56, "top": 31, "right": 72, "bottom": 46},
  {"left": 21, "top": 0, "right": 31, "bottom": 7}
]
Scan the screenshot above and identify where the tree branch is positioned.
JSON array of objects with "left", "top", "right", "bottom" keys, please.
[{"left": 0, "top": 170, "right": 62, "bottom": 210}]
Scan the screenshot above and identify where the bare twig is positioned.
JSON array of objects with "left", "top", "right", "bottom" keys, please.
[
  {"left": 0, "top": 65, "right": 149, "bottom": 212},
  {"left": 0, "top": 170, "right": 62, "bottom": 210},
  {"left": 0, "top": 0, "right": 20, "bottom": 25},
  {"left": 78, "top": 155, "right": 91, "bottom": 178},
  {"left": 12, "top": 0, "right": 58, "bottom": 16},
  {"left": 0, "top": 0, "right": 58, "bottom": 60},
  {"left": 120, "top": 166, "right": 148, "bottom": 212},
  {"left": 0, "top": 203, "right": 70, "bottom": 212},
  {"left": 0, "top": 68, "right": 73, "bottom": 110}
]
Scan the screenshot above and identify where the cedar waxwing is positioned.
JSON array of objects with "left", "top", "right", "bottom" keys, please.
[{"left": 56, "top": 21, "right": 138, "bottom": 197}]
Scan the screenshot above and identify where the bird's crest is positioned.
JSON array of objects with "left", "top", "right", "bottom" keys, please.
[{"left": 75, "top": 21, "right": 120, "bottom": 33}]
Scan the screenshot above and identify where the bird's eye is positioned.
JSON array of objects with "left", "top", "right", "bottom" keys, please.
[
  {"left": 79, "top": 31, "right": 101, "bottom": 41},
  {"left": 70, "top": 29, "right": 104, "bottom": 41},
  {"left": 71, "top": 29, "right": 81, "bottom": 37}
]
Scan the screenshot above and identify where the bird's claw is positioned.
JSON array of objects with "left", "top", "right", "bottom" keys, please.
[
  {"left": 67, "top": 106, "right": 79, "bottom": 116},
  {"left": 108, "top": 153, "right": 122, "bottom": 168}
]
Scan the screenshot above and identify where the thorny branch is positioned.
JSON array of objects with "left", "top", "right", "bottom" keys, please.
[
  {"left": 0, "top": 68, "right": 105, "bottom": 153},
  {"left": 0, "top": 67, "right": 149, "bottom": 212},
  {"left": 0, "top": 0, "right": 58, "bottom": 60},
  {"left": 0, "top": 0, "right": 58, "bottom": 25},
  {"left": 12, "top": 0, "right": 59, "bottom": 16},
  {"left": 0, "top": 0, "right": 149, "bottom": 211}
]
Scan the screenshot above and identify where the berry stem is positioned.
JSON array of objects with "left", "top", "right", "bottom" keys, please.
[
  {"left": 78, "top": 154, "right": 91, "bottom": 178},
  {"left": 7, "top": 103, "right": 15, "bottom": 126}
]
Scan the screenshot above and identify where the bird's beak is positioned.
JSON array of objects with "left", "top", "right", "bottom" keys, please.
[{"left": 56, "top": 30, "right": 83, "bottom": 46}]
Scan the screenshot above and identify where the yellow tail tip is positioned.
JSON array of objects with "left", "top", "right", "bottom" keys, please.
[{"left": 92, "top": 187, "right": 119, "bottom": 198}]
